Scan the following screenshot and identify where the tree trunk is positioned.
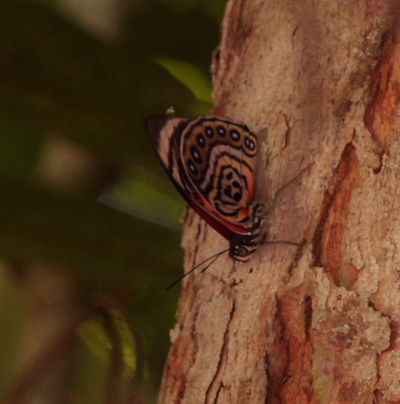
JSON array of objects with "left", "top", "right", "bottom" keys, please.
[{"left": 158, "top": 1, "right": 400, "bottom": 403}]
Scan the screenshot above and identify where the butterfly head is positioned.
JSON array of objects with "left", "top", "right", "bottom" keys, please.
[
  {"left": 229, "top": 234, "right": 257, "bottom": 260},
  {"left": 230, "top": 245, "right": 253, "bottom": 261}
]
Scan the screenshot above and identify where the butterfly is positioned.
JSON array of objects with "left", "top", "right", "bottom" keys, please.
[{"left": 145, "top": 112, "right": 267, "bottom": 262}]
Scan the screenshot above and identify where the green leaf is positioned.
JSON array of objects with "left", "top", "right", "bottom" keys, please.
[
  {"left": 77, "top": 309, "right": 137, "bottom": 379},
  {"left": 112, "top": 175, "right": 184, "bottom": 230},
  {"left": 154, "top": 57, "right": 213, "bottom": 104}
]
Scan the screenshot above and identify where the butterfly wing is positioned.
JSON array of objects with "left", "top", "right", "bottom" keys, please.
[
  {"left": 179, "top": 116, "right": 264, "bottom": 235},
  {"left": 145, "top": 114, "right": 188, "bottom": 191},
  {"left": 145, "top": 114, "right": 264, "bottom": 246}
]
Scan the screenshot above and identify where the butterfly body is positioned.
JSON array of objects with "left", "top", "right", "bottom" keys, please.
[{"left": 145, "top": 113, "right": 266, "bottom": 260}]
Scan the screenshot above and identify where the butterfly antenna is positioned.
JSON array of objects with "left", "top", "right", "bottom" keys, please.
[
  {"left": 200, "top": 249, "right": 228, "bottom": 273},
  {"left": 166, "top": 247, "right": 230, "bottom": 291}
]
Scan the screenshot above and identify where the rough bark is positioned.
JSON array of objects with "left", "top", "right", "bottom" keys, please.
[{"left": 158, "top": 1, "right": 400, "bottom": 403}]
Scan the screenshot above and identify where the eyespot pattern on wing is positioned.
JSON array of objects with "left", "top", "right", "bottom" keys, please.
[{"left": 145, "top": 113, "right": 265, "bottom": 260}]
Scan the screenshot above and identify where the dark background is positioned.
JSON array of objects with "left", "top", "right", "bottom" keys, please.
[{"left": 0, "top": 1, "right": 225, "bottom": 402}]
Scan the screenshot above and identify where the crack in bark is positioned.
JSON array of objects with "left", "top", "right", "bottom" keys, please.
[
  {"left": 365, "top": 30, "right": 400, "bottom": 152},
  {"left": 312, "top": 141, "right": 359, "bottom": 288},
  {"left": 266, "top": 297, "right": 288, "bottom": 404},
  {"left": 303, "top": 295, "right": 312, "bottom": 341},
  {"left": 175, "top": 303, "right": 201, "bottom": 404},
  {"left": 280, "top": 112, "right": 293, "bottom": 149},
  {"left": 374, "top": 319, "right": 397, "bottom": 399},
  {"left": 266, "top": 291, "right": 316, "bottom": 404},
  {"left": 287, "top": 237, "right": 307, "bottom": 276},
  {"left": 213, "top": 382, "right": 224, "bottom": 404},
  {"left": 205, "top": 299, "right": 236, "bottom": 404},
  {"left": 195, "top": 221, "right": 203, "bottom": 243}
]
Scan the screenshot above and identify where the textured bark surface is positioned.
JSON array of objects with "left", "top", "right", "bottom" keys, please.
[{"left": 158, "top": 1, "right": 400, "bottom": 403}]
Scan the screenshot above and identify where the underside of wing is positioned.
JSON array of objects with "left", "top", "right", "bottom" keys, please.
[
  {"left": 145, "top": 113, "right": 188, "bottom": 190},
  {"left": 179, "top": 116, "right": 262, "bottom": 231},
  {"left": 145, "top": 113, "right": 265, "bottom": 243}
]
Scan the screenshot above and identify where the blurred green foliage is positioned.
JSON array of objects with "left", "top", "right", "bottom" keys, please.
[
  {"left": 154, "top": 57, "right": 213, "bottom": 103},
  {"left": 77, "top": 309, "right": 137, "bottom": 379},
  {"left": 0, "top": 0, "right": 226, "bottom": 402}
]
